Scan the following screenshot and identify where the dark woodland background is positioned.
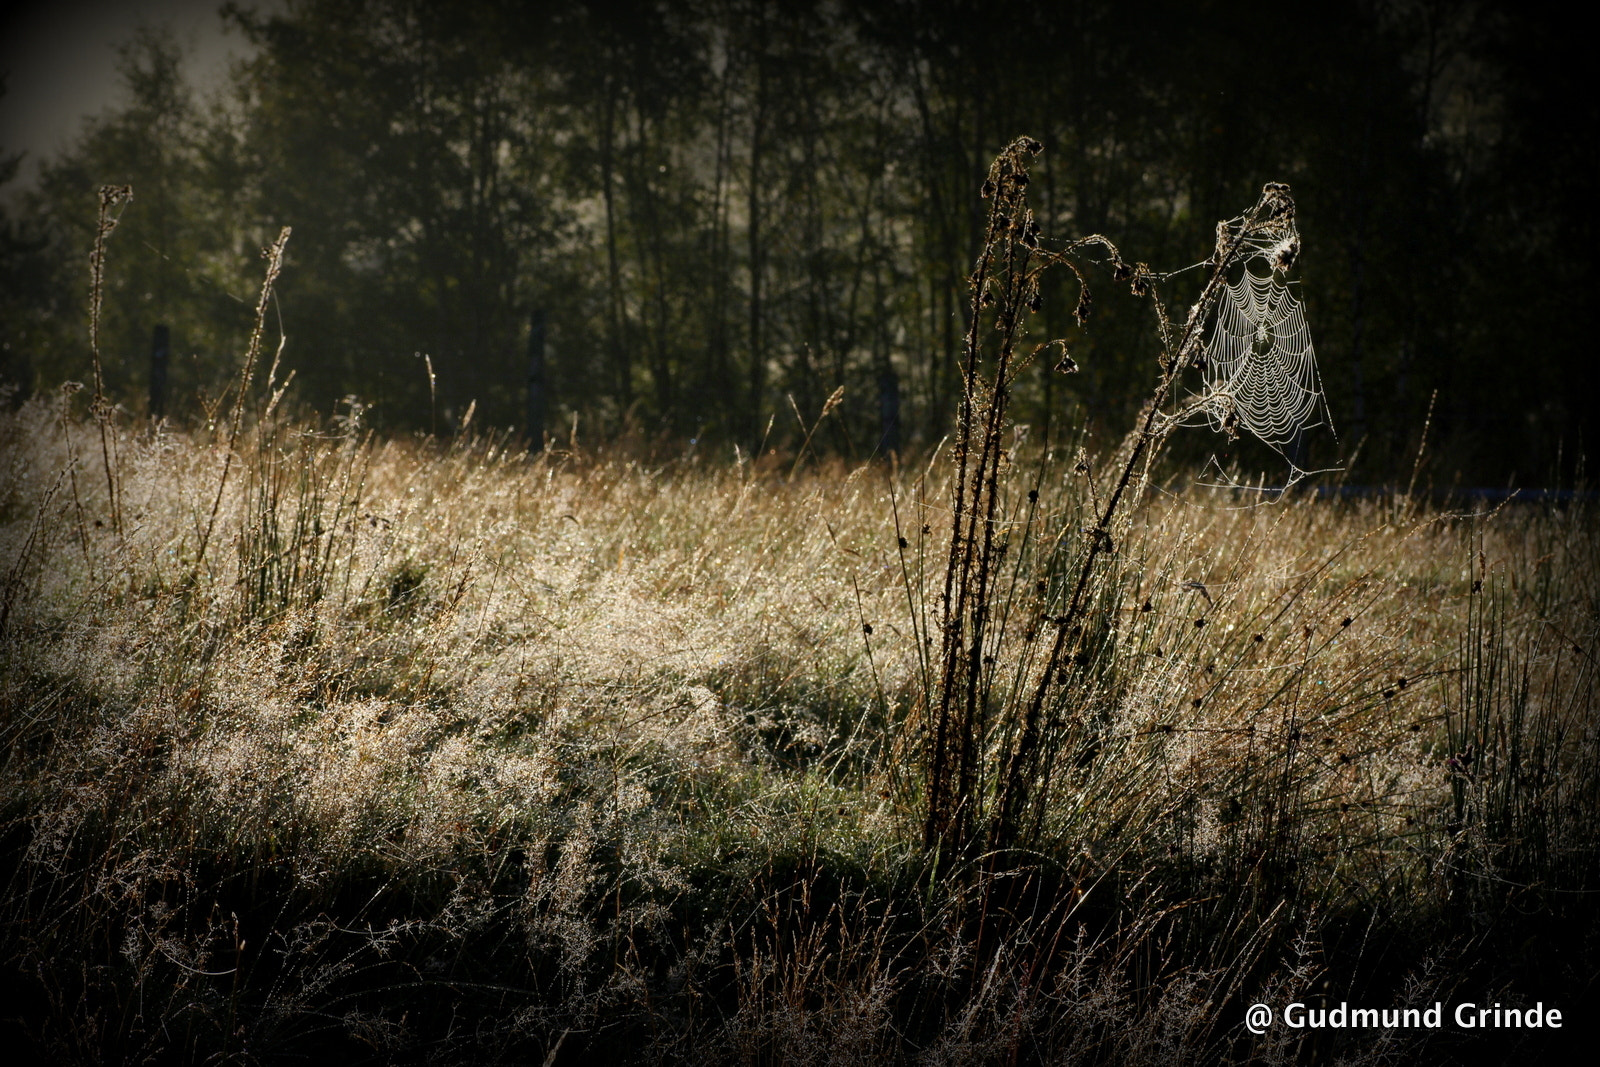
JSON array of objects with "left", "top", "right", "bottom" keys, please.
[{"left": 0, "top": 0, "right": 1592, "bottom": 484}]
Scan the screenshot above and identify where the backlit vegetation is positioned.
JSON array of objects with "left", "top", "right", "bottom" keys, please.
[
  {"left": 2, "top": 383, "right": 1594, "bottom": 1062},
  {"left": 1, "top": 151, "right": 1595, "bottom": 1064}
]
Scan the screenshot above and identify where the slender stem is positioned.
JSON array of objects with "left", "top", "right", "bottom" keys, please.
[
  {"left": 195, "top": 227, "right": 292, "bottom": 573},
  {"left": 89, "top": 185, "right": 132, "bottom": 538}
]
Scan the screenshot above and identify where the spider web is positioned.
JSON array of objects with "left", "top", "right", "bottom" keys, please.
[{"left": 1202, "top": 266, "right": 1329, "bottom": 449}]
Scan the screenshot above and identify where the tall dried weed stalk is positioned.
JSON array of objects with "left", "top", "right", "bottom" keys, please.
[{"left": 922, "top": 139, "right": 1308, "bottom": 859}]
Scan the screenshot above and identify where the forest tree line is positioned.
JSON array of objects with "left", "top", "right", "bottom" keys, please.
[{"left": 0, "top": 0, "right": 1591, "bottom": 483}]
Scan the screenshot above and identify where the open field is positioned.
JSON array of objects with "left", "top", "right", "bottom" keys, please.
[{"left": 1, "top": 389, "right": 1595, "bottom": 1063}]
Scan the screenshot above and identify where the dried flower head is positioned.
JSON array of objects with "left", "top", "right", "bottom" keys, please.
[{"left": 1271, "top": 236, "right": 1300, "bottom": 273}]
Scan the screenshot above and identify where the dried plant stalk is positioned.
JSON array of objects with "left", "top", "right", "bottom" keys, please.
[{"left": 194, "top": 226, "right": 292, "bottom": 572}]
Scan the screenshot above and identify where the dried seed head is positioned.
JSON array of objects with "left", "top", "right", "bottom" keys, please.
[
  {"left": 1261, "top": 182, "right": 1294, "bottom": 220},
  {"left": 1271, "top": 236, "right": 1300, "bottom": 273},
  {"left": 1074, "top": 286, "right": 1092, "bottom": 326}
]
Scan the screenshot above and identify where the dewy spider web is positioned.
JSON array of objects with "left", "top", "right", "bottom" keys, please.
[{"left": 1202, "top": 264, "right": 1328, "bottom": 450}]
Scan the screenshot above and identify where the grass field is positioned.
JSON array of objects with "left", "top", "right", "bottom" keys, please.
[
  {"left": 1, "top": 385, "right": 1595, "bottom": 1063},
  {"left": 3, "top": 161, "right": 1594, "bottom": 1064}
]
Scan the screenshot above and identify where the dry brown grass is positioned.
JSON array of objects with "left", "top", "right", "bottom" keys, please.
[{"left": 1, "top": 384, "right": 1595, "bottom": 1062}]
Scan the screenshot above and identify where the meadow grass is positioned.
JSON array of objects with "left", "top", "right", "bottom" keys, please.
[
  {"left": 0, "top": 385, "right": 1594, "bottom": 1064},
  {"left": 2, "top": 155, "right": 1594, "bottom": 1064}
]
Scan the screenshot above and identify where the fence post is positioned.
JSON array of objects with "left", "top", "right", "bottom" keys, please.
[
  {"left": 526, "top": 308, "right": 547, "bottom": 450},
  {"left": 149, "top": 324, "right": 169, "bottom": 420},
  {"left": 877, "top": 364, "right": 900, "bottom": 456}
]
